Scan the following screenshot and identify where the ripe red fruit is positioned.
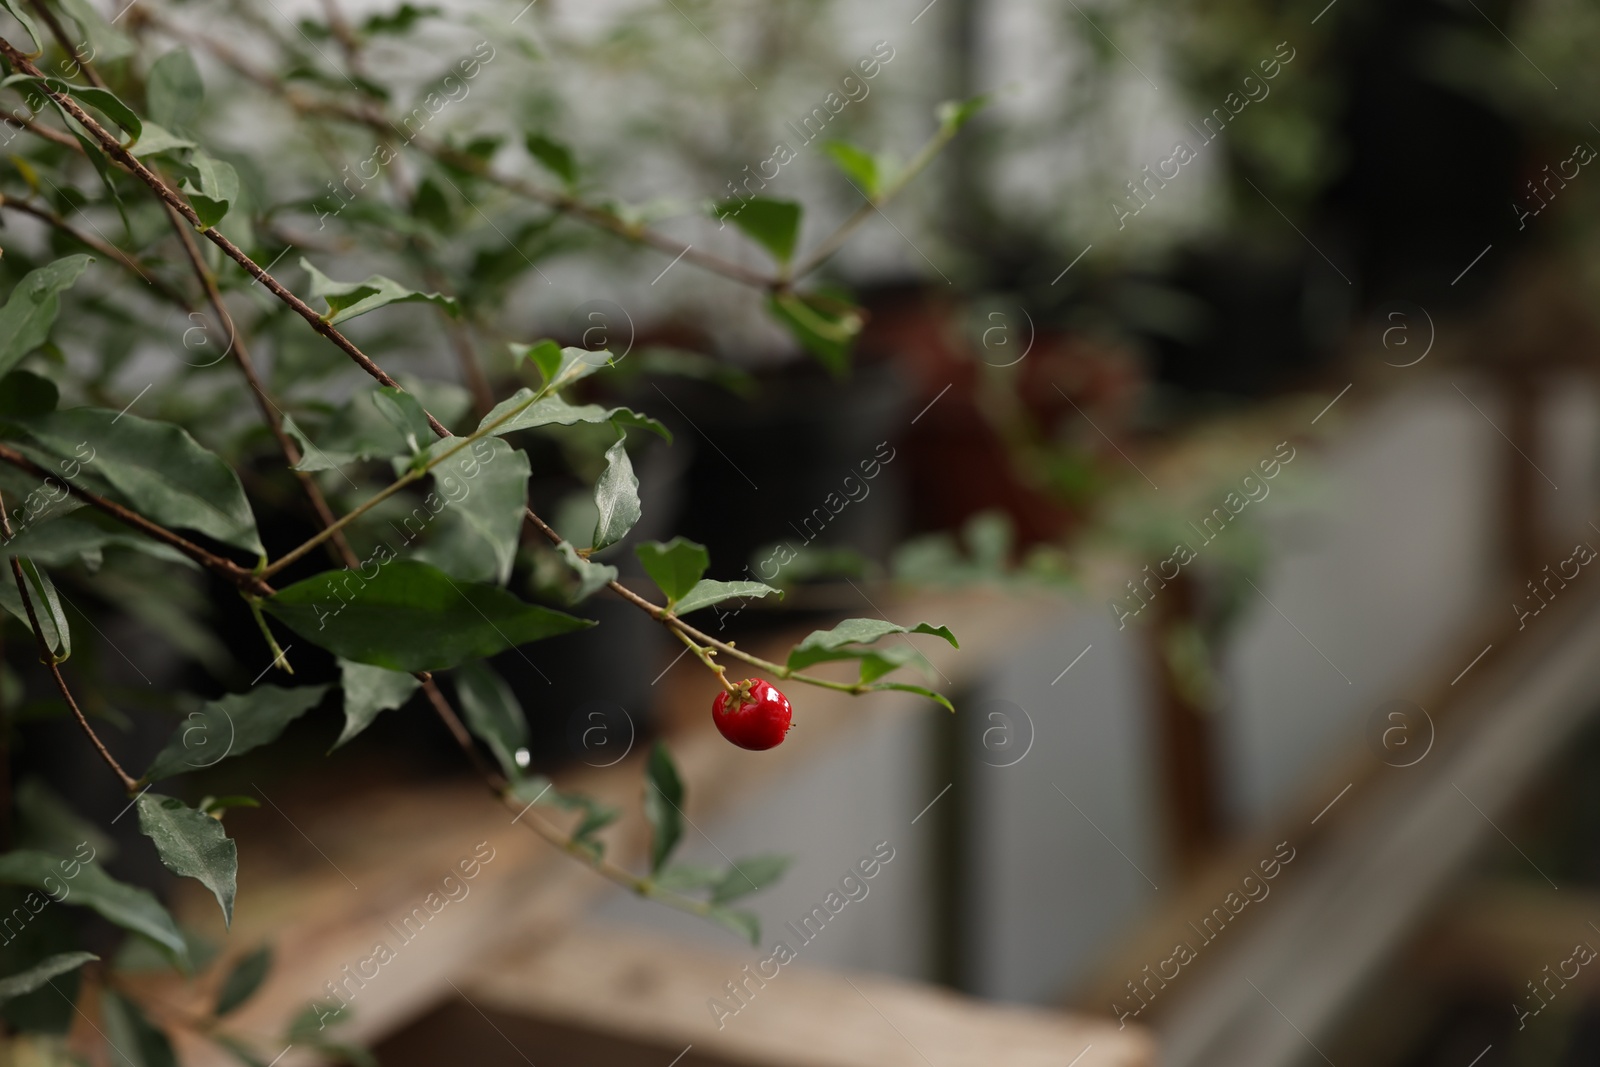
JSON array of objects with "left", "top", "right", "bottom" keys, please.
[{"left": 712, "top": 679, "right": 793, "bottom": 750}]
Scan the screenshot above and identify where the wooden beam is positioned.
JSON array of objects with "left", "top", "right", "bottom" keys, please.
[
  {"left": 1151, "top": 587, "right": 1600, "bottom": 1065},
  {"left": 438, "top": 924, "right": 1154, "bottom": 1067}
]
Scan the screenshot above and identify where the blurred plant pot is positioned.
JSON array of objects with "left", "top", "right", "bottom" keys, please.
[{"left": 856, "top": 282, "right": 1138, "bottom": 549}]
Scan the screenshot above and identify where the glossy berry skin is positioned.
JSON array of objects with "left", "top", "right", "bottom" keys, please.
[{"left": 713, "top": 679, "right": 793, "bottom": 750}]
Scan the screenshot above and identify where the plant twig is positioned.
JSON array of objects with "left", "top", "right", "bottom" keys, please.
[
  {"left": 0, "top": 36, "right": 453, "bottom": 436},
  {"left": 0, "top": 108, "right": 79, "bottom": 149},
  {"left": 130, "top": 10, "right": 780, "bottom": 291},
  {"left": 420, "top": 672, "right": 713, "bottom": 918},
  {"left": 417, "top": 673, "right": 503, "bottom": 786},
  {"left": 0, "top": 195, "right": 191, "bottom": 306},
  {"left": 160, "top": 204, "right": 362, "bottom": 572},
  {"left": 790, "top": 119, "right": 964, "bottom": 279},
  {"left": 0, "top": 444, "right": 268, "bottom": 594},
  {"left": 25, "top": 0, "right": 106, "bottom": 89},
  {"left": 669, "top": 624, "right": 737, "bottom": 693},
  {"left": 0, "top": 487, "right": 138, "bottom": 792}
]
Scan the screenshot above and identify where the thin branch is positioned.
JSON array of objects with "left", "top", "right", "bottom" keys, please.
[
  {"left": 789, "top": 120, "right": 963, "bottom": 279},
  {"left": 432, "top": 267, "right": 495, "bottom": 415},
  {"left": 419, "top": 670, "right": 714, "bottom": 913},
  {"left": 318, "top": 0, "right": 366, "bottom": 77},
  {"left": 26, "top": 0, "right": 106, "bottom": 89},
  {"left": 0, "top": 194, "right": 192, "bottom": 307},
  {"left": 132, "top": 10, "right": 779, "bottom": 291},
  {"left": 260, "top": 371, "right": 561, "bottom": 577},
  {"left": 0, "top": 36, "right": 451, "bottom": 436},
  {"left": 160, "top": 204, "right": 362, "bottom": 571},
  {"left": 670, "top": 624, "right": 737, "bottom": 694},
  {"left": 417, "top": 673, "right": 503, "bottom": 786},
  {"left": 0, "top": 487, "right": 138, "bottom": 792},
  {"left": 0, "top": 108, "right": 81, "bottom": 150},
  {"left": 0, "top": 444, "right": 267, "bottom": 594}
]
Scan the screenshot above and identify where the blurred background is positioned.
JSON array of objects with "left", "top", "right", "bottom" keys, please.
[{"left": 10, "top": 0, "right": 1600, "bottom": 1064}]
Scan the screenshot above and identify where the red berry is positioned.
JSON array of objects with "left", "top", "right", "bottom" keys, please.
[{"left": 712, "top": 679, "right": 793, "bottom": 750}]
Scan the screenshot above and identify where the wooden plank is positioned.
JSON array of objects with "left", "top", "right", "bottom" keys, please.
[
  {"left": 1066, "top": 573, "right": 1544, "bottom": 1018},
  {"left": 454, "top": 923, "right": 1153, "bottom": 1067},
  {"left": 1408, "top": 880, "right": 1600, "bottom": 994},
  {"left": 1150, "top": 586, "right": 1600, "bottom": 1065}
]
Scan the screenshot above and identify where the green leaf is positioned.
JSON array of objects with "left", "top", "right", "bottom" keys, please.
[
  {"left": 101, "top": 989, "right": 178, "bottom": 1067},
  {"left": 142, "top": 685, "right": 329, "bottom": 782},
  {"left": 634, "top": 537, "right": 708, "bottom": 604},
  {"left": 412, "top": 176, "right": 452, "bottom": 229},
  {"left": 146, "top": 48, "right": 203, "bottom": 131},
  {"left": 713, "top": 198, "right": 801, "bottom": 264},
  {"left": 197, "top": 795, "right": 259, "bottom": 815},
  {"left": 0, "top": 512, "right": 194, "bottom": 570},
  {"left": 864, "top": 681, "right": 955, "bottom": 712},
  {"left": 0, "top": 952, "right": 97, "bottom": 1006},
  {"left": 672, "top": 579, "right": 780, "bottom": 617},
  {"left": 362, "top": 3, "right": 438, "bottom": 35},
  {"left": 0, "top": 851, "right": 186, "bottom": 965},
  {"left": 282, "top": 415, "right": 344, "bottom": 473},
  {"left": 555, "top": 541, "right": 617, "bottom": 602},
  {"left": 59, "top": 0, "right": 134, "bottom": 60},
  {"left": 214, "top": 945, "right": 272, "bottom": 1016},
  {"left": 711, "top": 854, "right": 791, "bottom": 904},
  {"left": 507, "top": 776, "right": 618, "bottom": 855},
  {"left": 127, "top": 122, "right": 197, "bottom": 159},
  {"left": 13, "top": 777, "right": 115, "bottom": 860},
  {"left": 284, "top": 388, "right": 431, "bottom": 471},
  {"left": 823, "top": 141, "right": 880, "bottom": 198},
  {"left": 652, "top": 863, "right": 722, "bottom": 893},
  {"left": 515, "top": 339, "right": 563, "bottom": 381},
  {"left": 180, "top": 152, "right": 239, "bottom": 229},
  {"left": 0, "top": 75, "right": 142, "bottom": 142},
  {"left": 301, "top": 259, "right": 460, "bottom": 326},
  {"left": 476, "top": 391, "right": 670, "bottom": 442},
  {"left": 413, "top": 437, "right": 529, "bottom": 584},
  {"left": 706, "top": 905, "right": 761, "bottom": 945},
  {"left": 0, "top": 254, "right": 93, "bottom": 378},
  {"left": 937, "top": 94, "right": 989, "bottom": 134},
  {"left": 591, "top": 434, "right": 640, "bottom": 552},
  {"left": 289, "top": 1000, "right": 353, "bottom": 1041},
  {"left": 0, "top": 558, "right": 69, "bottom": 660},
  {"left": 371, "top": 387, "right": 433, "bottom": 456},
  {"left": 265, "top": 560, "right": 593, "bottom": 673},
  {"left": 507, "top": 342, "right": 610, "bottom": 393},
  {"left": 786, "top": 618, "right": 959, "bottom": 672},
  {"left": 9, "top": 407, "right": 264, "bottom": 556},
  {"left": 333, "top": 660, "right": 420, "bottom": 750},
  {"left": 855, "top": 644, "right": 933, "bottom": 685},
  {"left": 642, "top": 741, "right": 684, "bottom": 874},
  {"left": 525, "top": 132, "right": 577, "bottom": 186},
  {"left": 135, "top": 793, "right": 237, "bottom": 926},
  {"left": 0, "top": 465, "right": 85, "bottom": 536},
  {"left": 0, "top": 900, "right": 83, "bottom": 1032},
  {"left": 454, "top": 660, "right": 527, "bottom": 779},
  {"left": 767, "top": 291, "right": 864, "bottom": 376},
  {"left": 0, "top": 370, "right": 57, "bottom": 417},
  {"left": 0, "top": 0, "right": 45, "bottom": 53}
]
